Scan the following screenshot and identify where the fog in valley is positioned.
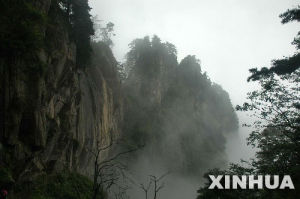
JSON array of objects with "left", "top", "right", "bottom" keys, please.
[
  {"left": 1, "top": 0, "right": 299, "bottom": 198},
  {"left": 87, "top": 1, "right": 299, "bottom": 199}
]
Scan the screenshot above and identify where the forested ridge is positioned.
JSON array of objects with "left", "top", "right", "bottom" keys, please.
[{"left": 122, "top": 36, "right": 238, "bottom": 179}]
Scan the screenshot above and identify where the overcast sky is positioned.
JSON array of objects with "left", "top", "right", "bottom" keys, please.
[
  {"left": 89, "top": 0, "right": 299, "bottom": 161},
  {"left": 85, "top": 4, "right": 300, "bottom": 196},
  {"left": 90, "top": 0, "right": 298, "bottom": 106}
]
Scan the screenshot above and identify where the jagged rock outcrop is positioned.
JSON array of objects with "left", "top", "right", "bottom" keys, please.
[
  {"left": 122, "top": 37, "right": 238, "bottom": 178},
  {"left": 0, "top": 0, "right": 122, "bottom": 183},
  {"left": 0, "top": 3, "right": 238, "bottom": 197}
]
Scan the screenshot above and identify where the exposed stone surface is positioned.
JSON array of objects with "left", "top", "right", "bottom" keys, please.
[
  {"left": 0, "top": 0, "right": 122, "bottom": 182},
  {"left": 123, "top": 45, "right": 238, "bottom": 178}
]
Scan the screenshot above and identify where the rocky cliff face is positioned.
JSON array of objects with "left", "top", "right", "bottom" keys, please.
[
  {"left": 122, "top": 38, "right": 238, "bottom": 179},
  {"left": 0, "top": 0, "right": 122, "bottom": 183},
  {"left": 0, "top": 4, "right": 238, "bottom": 198}
]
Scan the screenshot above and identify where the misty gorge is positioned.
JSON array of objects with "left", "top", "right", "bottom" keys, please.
[
  {"left": 0, "top": 1, "right": 238, "bottom": 198},
  {"left": 1, "top": 0, "right": 299, "bottom": 199},
  {"left": 121, "top": 36, "right": 238, "bottom": 199}
]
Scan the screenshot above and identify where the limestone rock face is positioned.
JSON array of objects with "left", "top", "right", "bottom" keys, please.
[{"left": 0, "top": 0, "right": 122, "bottom": 181}]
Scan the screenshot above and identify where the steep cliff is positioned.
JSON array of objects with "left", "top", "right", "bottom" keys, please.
[
  {"left": 122, "top": 37, "right": 238, "bottom": 181},
  {"left": 1, "top": 2, "right": 239, "bottom": 198},
  {"left": 0, "top": 0, "right": 122, "bottom": 187}
]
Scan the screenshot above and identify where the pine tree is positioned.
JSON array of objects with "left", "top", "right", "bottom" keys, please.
[
  {"left": 248, "top": 6, "right": 300, "bottom": 81},
  {"left": 70, "top": 0, "right": 94, "bottom": 68}
]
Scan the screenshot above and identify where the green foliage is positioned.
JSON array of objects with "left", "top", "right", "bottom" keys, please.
[
  {"left": 90, "top": 41, "right": 119, "bottom": 79},
  {"left": 0, "top": 0, "right": 46, "bottom": 58},
  {"left": 178, "top": 55, "right": 202, "bottom": 88},
  {"left": 116, "top": 62, "right": 127, "bottom": 82},
  {"left": 0, "top": 0, "right": 94, "bottom": 70},
  {"left": 14, "top": 171, "right": 105, "bottom": 199},
  {"left": 125, "top": 35, "right": 177, "bottom": 78},
  {"left": 237, "top": 71, "right": 299, "bottom": 133},
  {"left": 280, "top": 6, "right": 300, "bottom": 24},
  {"left": 247, "top": 6, "right": 300, "bottom": 81},
  {"left": 70, "top": 0, "right": 94, "bottom": 68},
  {"left": 239, "top": 70, "right": 299, "bottom": 198},
  {"left": 58, "top": 0, "right": 94, "bottom": 68},
  {"left": 0, "top": 166, "right": 14, "bottom": 189},
  {"left": 70, "top": 0, "right": 94, "bottom": 67},
  {"left": 93, "top": 21, "right": 115, "bottom": 47},
  {"left": 123, "top": 35, "right": 238, "bottom": 176},
  {"left": 197, "top": 6, "right": 300, "bottom": 198},
  {"left": 198, "top": 54, "right": 299, "bottom": 199}
]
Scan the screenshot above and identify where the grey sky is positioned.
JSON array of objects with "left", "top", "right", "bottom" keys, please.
[
  {"left": 89, "top": 0, "right": 299, "bottom": 162},
  {"left": 90, "top": 0, "right": 298, "bottom": 106},
  {"left": 88, "top": 2, "right": 299, "bottom": 197}
]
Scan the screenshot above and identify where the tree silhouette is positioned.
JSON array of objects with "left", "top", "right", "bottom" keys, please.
[
  {"left": 88, "top": 137, "right": 140, "bottom": 199},
  {"left": 248, "top": 6, "right": 300, "bottom": 81},
  {"left": 197, "top": 5, "right": 300, "bottom": 198}
]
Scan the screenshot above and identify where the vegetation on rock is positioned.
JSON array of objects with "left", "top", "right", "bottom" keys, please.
[
  {"left": 197, "top": 6, "right": 300, "bottom": 199},
  {"left": 122, "top": 35, "right": 238, "bottom": 178}
]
